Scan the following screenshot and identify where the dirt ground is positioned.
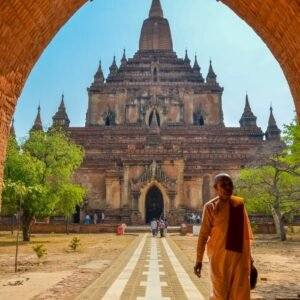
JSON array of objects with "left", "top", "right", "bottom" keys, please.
[
  {"left": 0, "top": 232, "right": 137, "bottom": 300},
  {"left": 0, "top": 231, "right": 300, "bottom": 299},
  {"left": 171, "top": 232, "right": 300, "bottom": 300}
]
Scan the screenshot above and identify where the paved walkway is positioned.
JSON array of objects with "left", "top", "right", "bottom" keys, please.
[{"left": 76, "top": 234, "right": 211, "bottom": 300}]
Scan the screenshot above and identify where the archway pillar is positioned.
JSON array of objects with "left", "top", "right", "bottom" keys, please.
[{"left": 174, "top": 160, "right": 185, "bottom": 208}]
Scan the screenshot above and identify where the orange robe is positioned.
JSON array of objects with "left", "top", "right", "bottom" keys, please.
[{"left": 197, "top": 196, "right": 253, "bottom": 300}]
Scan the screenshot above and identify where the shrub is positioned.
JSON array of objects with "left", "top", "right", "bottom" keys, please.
[
  {"left": 69, "top": 237, "right": 81, "bottom": 252},
  {"left": 32, "top": 244, "right": 47, "bottom": 260}
]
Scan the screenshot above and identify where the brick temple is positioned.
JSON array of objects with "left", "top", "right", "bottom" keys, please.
[{"left": 30, "top": 0, "right": 281, "bottom": 225}]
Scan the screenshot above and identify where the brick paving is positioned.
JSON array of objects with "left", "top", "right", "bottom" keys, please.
[{"left": 76, "top": 234, "right": 211, "bottom": 300}]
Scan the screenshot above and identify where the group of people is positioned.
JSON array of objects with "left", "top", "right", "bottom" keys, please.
[
  {"left": 185, "top": 212, "right": 201, "bottom": 224},
  {"left": 85, "top": 211, "right": 105, "bottom": 224},
  {"left": 150, "top": 217, "right": 168, "bottom": 237}
]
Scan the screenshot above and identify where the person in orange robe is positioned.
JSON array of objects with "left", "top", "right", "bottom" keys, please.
[{"left": 194, "top": 173, "right": 253, "bottom": 300}]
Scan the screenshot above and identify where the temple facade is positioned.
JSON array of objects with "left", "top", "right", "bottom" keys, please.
[{"left": 34, "top": 0, "right": 281, "bottom": 224}]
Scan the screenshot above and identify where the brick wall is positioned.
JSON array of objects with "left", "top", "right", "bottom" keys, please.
[{"left": 0, "top": 223, "right": 120, "bottom": 234}]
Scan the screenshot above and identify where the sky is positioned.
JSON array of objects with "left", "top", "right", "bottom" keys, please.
[{"left": 13, "top": 0, "right": 295, "bottom": 138}]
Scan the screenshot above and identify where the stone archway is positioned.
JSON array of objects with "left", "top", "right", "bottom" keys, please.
[
  {"left": 145, "top": 185, "right": 164, "bottom": 223},
  {"left": 138, "top": 180, "right": 170, "bottom": 224},
  {"left": 0, "top": 1, "right": 300, "bottom": 209}
]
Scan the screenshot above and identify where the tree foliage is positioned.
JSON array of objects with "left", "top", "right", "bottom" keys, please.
[
  {"left": 282, "top": 118, "right": 300, "bottom": 167},
  {"left": 236, "top": 119, "right": 300, "bottom": 241},
  {"left": 2, "top": 130, "right": 86, "bottom": 241}
]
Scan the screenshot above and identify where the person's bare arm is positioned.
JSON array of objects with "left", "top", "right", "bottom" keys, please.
[{"left": 194, "top": 205, "right": 212, "bottom": 278}]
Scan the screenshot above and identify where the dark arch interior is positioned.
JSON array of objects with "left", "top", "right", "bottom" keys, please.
[
  {"left": 153, "top": 68, "right": 157, "bottom": 82},
  {"left": 149, "top": 110, "right": 160, "bottom": 127},
  {"left": 105, "top": 116, "right": 111, "bottom": 126},
  {"left": 145, "top": 186, "right": 164, "bottom": 224}
]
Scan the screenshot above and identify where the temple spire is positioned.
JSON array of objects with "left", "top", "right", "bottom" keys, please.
[
  {"left": 184, "top": 50, "right": 191, "bottom": 65},
  {"left": 31, "top": 105, "right": 43, "bottom": 132},
  {"left": 149, "top": 0, "right": 163, "bottom": 18},
  {"left": 192, "top": 55, "right": 204, "bottom": 82},
  {"left": 193, "top": 55, "right": 200, "bottom": 71},
  {"left": 107, "top": 56, "right": 119, "bottom": 82},
  {"left": 120, "top": 49, "right": 127, "bottom": 70},
  {"left": 139, "top": 0, "right": 173, "bottom": 51},
  {"left": 268, "top": 105, "right": 277, "bottom": 126},
  {"left": 265, "top": 105, "right": 281, "bottom": 141},
  {"left": 94, "top": 60, "right": 104, "bottom": 84},
  {"left": 239, "top": 93, "right": 257, "bottom": 127},
  {"left": 59, "top": 94, "right": 66, "bottom": 111},
  {"left": 110, "top": 56, "right": 118, "bottom": 72},
  {"left": 52, "top": 94, "right": 70, "bottom": 129},
  {"left": 206, "top": 59, "right": 217, "bottom": 84}
]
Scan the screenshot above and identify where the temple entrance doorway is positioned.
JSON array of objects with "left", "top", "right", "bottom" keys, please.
[{"left": 145, "top": 186, "right": 164, "bottom": 224}]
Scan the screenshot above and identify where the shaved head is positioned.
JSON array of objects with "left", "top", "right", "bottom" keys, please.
[{"left": 214, "top": 173, "right": 232, "bottom": 185}]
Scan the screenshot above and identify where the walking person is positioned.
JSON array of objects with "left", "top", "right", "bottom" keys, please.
[
  {"left": 194, "top": 173, "right": 254, "bottom": 300},
  {"left": 101, "top": 211, "right": 105, "bottom": 224},
  {"left": 85, "top": 214, "right": 91, "bottom": 225},
  {"left": 159, "top": 218, "right": 165, "bottom": 238},
  {"left": 93, "top": 212, "right": 98, "bottom": 224},
  {"left": 150, "top": 218, "right": 158, "bottom": 237},
  {"left": 164, "top": 218, "right": 168, "bottom": 237}
]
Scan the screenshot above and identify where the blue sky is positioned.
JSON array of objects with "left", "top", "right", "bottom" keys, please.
[{"left": 14, "top": 0, "right": 295, "bottom": 138}]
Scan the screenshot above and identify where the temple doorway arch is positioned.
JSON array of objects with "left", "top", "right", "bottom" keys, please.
[{"left": 145, "top": 185, "right": 164, "bottom": 224}]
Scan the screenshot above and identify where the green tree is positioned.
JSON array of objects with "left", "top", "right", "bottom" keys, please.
[
  {"left": 236, "top": 118, "right": 300, "bottom": 241},
  {"left": 282, "top": 118, "right": 300, "bottom": 167},
  {"left": 236, "top": 164, "right": 300, "bottom": 241},
  {"left": 2, "top": 130, "right": 86, "bottom": 241}
]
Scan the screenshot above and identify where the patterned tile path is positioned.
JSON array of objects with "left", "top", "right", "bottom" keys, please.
[{"left": 76, "top": 234, "right": 211, "bottom": 300}]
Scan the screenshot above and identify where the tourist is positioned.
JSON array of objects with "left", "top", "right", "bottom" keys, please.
[
  {"left": 191, "top": 213, "right": 196, "bottom": 224},
  {"left": 164, "top": 218, "right": 168, "bottom": 236},
  {"left": 93, "top": 213, "right": 98, "bottom": 224},
  {"left": 85, "top": 214, "right": 91, "bottom": 225},
  {"left": 196, "top": 214, "right": 201, "bottom": 225},
  {"left": 150, "top": 218, "right": 158, "bottom": 237},
  {"left": 101, "top": 211, "right": 105, "bottom": 224},
  {"left": 194, "top": 173, "right": 253, "bottom": 300},
  {"left": 159, "top": 218, "right": 165, "bottom": 238}
]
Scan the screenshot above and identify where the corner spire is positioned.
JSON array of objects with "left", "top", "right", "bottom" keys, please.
[
  {"left": 110, "top": 56, "right": 118, "bottom": 73},
  {"left": 192, "top": 55, "right": 204, "bottom": 83},
  {"left": 268, "top": 105, "right": 276, "bottom": 126},
  {"left": 59, "top": 94, "right": 66, "bottom": 111},
  {"left": 265, "top": 105, "right": 281, "bottom": 141},
  {"left": 94, "top": 60, "right": 104, "bottom": 84},
  {"left": 206, "top": 59, "right": 217, "bottom": 84},
  {"left": 120, "top": 49, "right": 127, "bottom": 69},
  {"left": 193, "top": 55, "right": 200, "bottom": 71},
  {"left": 184, "top": 49, "right": 191, "bottom": 65},
  {"left": 52, "top": 94, "right": 70, "bottom": 129},
  {"left": 149, "top": 0, "right": 163, "bottom": 18},
  {"left": 239, "top": 93, "right": 257, "bottom": 127},
  {"left": 31, "top": 105, "right": 43, "bottom": 132},
  {"left": 107, "top": 56, "right": 119, "bottom": 82}
]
